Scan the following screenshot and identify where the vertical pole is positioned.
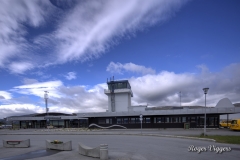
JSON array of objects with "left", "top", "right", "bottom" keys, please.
[
  {"left": 202, "top": 87, "right": 209, "bottom": 136},
  {"left": 45, "top": 98, "right": 47, "bottom": 128},
  {"left": 204, "top": 93, "right": 206, "bottom": 136},
  {"left": 140, "top": 114, "right": 143, "bottom": 135},
  {"left": 44, "top": 91, "right": 49, "bottom": 130},
  {"left": 180, "top": 91, "right": 181, "bottom": 107},
  {"left": 227, "top": 114, "right": 229, "bottom": 128}
]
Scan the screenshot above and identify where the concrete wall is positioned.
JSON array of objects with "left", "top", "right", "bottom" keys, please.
[
  {"left": 128, "top": 94, "right": 131, "bottom": 108},
  {"left": 3, "top": 139, "right": 30, "bottom": 148},
  {"left": 115, "top": 93, "right": 131, "bottom": 112},
  {"left": 106, "top": 89, "right": 132, "bottom": 112},
  {"left": 133, "top": 106, "right": 146, "bottom": 112},
  {"left": 107, "top": 96, "right": 111, "bottom": 112}
]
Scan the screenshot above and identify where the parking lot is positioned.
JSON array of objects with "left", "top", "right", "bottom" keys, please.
[
  {"left": 0, "top": 127, "right": 239, "bottom": 136},
  {"left": 0, "top": 128, "right": 239, "bottom": 160}
]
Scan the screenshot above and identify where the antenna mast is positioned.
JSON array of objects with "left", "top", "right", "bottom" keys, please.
[{"left": 110, "top": 76, "right": 115, "bottom": 112}]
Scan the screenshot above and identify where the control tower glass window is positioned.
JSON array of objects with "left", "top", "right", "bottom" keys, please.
[{"left": 108, "top": 81, "right": 131, "bottom": 90}]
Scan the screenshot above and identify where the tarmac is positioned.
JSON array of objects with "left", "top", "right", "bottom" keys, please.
[
  {"left": 0, "top": 128, "right": 239, "bottom": 160},
  {"left": 1, "top": 127, "right": 240, "bottom": 135}
]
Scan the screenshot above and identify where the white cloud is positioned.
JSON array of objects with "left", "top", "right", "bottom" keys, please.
[
  {"left": 8, "top": 62, "right": 34, "bottom": 74},
  {"left": 1, "top": 63, "right": 240, "bottom": 119},
  {"left": 0, "top": 0, "right": 54, "bottom": 72},
  {"left": 130, "top": 63, "right": 240, "bottom": 107},
  {"left": 65, "top": 72, "right": 77, "bottom": 80},
  {"left": 55, "top": 83, "right": 107, "bottom": 112},
  {"left": 22, "top": 78, "right": 39, "bottom": 85},
  {"left": 0, "top": 81, "right": 108, "bottom": 119},
  {"left": 0, "top": 91, "right": 12, "bottom": 100},
  {"left": 107, "top": 62, "right": 156, "bottom": 75},
  {"left": 0, "top": 104, "right": 44, "bottom": 118},
  {"left": 12, "top": 80, "right": 107, "bottom": 110},
  {"left": 0, "top": 0, "right": 188, "bottom": 74},
  {"left": 13, "top": 80, "right": 63, "bottom": 98},
  {"left": 53, "top": 0, "right": 188, "bottom": 64}
]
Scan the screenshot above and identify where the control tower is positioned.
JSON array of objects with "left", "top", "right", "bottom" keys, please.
[{"left": 104, "top": 77, "right": 133, "bottom": 112}]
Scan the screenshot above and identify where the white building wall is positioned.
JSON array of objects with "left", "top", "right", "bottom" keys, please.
[
  {"left": 128, "top": 106, "right": 146, "bottom": 112},
  {"left": 108, "top": 96, "right": 111, "bottom": 112},
  {"left": 128, "top": 94, "right": 131, "bottom": 107},
  {"left": 133, "top": 106, "right": 146, "bottom": 111},
  {"left": 115, "top": 93, "right": 130, "bottom": 112},
  {"left": 105, "top": 89, "right": 132, "bottom": 112}
]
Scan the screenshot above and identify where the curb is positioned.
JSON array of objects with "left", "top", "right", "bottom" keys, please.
[{"left": 0, "top": 132, "right": 216, "bottom": 142}]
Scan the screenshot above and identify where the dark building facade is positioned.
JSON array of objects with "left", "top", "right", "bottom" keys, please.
[
  {"left": 7, "top": 112, "right": 88, "bottom": 129},
  {"left": 88, "top": 114, "right": 219, "bottom": 129}
]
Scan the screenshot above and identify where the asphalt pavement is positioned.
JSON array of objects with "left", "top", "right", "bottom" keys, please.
[
  {"left": 0, "top": 128, "right": 239, "bottom": 160},
  {"left": 1, "top": 127, "right": 239, "bottom": 136}
]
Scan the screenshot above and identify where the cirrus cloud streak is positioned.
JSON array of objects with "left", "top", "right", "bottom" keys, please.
[
  {"left": 0, "top": 0, "right": 188, "bottom": 74},
  {"left": 107, "top": 62, "right": 156, "bottom": 75}
]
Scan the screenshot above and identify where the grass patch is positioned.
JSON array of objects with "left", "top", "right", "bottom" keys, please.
[{"left": 193, "top": 135, "right": 240, "bottom": 144}]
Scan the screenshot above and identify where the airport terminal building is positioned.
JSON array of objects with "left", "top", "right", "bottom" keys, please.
[
  {"left": 6, "top": 79, "right": 240, "bottom": 129},
  {"left": 6, "top": 113, "right": 88, "bottom": 129}
]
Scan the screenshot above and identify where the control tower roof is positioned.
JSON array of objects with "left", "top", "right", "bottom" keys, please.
[{"left": 107, "top": 79, "right": 133, "bottom": 97}]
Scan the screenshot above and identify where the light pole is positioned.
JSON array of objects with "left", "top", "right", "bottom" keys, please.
[
  {"left": 140, "top": 114, "right": 143, "bottom": 134},
  {"left": 179, "top": 91, "right": 181, "bottom": 107},
  {"left": 44, "top": 91, "right": 49, "bottom": 128},
  {"left": 203, "top": 88, "right": 209, "bottom": 136}
]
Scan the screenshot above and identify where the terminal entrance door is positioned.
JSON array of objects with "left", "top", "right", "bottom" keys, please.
[
  {"left": 197, "top": 116, "right": 205, "bottom": 128},
  {"left": 40, "top": 121, "right": 46, "bottom": 128}
]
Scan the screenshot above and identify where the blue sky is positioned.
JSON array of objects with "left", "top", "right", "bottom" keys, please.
[{"left": 0, "top": 0, "right": 240, "bottom": 119}]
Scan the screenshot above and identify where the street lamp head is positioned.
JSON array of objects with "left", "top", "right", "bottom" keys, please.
[
  {"left": 203, "top": 88, "right": 209, "bottom": 94},
  {"left": 44, "top": 91, "right": 49, "bottom": 99}
]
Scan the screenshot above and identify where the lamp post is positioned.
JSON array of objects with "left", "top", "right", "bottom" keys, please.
[
  {"left": 140, "top": 114, "right": 143, "bottom": 134},
  {"left": 203, "top": 88, "right": 209, "bottom": 136},
  {"left": 179, "top": 91, "right": 181, "bottom": 107},
  {"left": 44, "top": 91, "right": 49, "bottom": 128}
]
